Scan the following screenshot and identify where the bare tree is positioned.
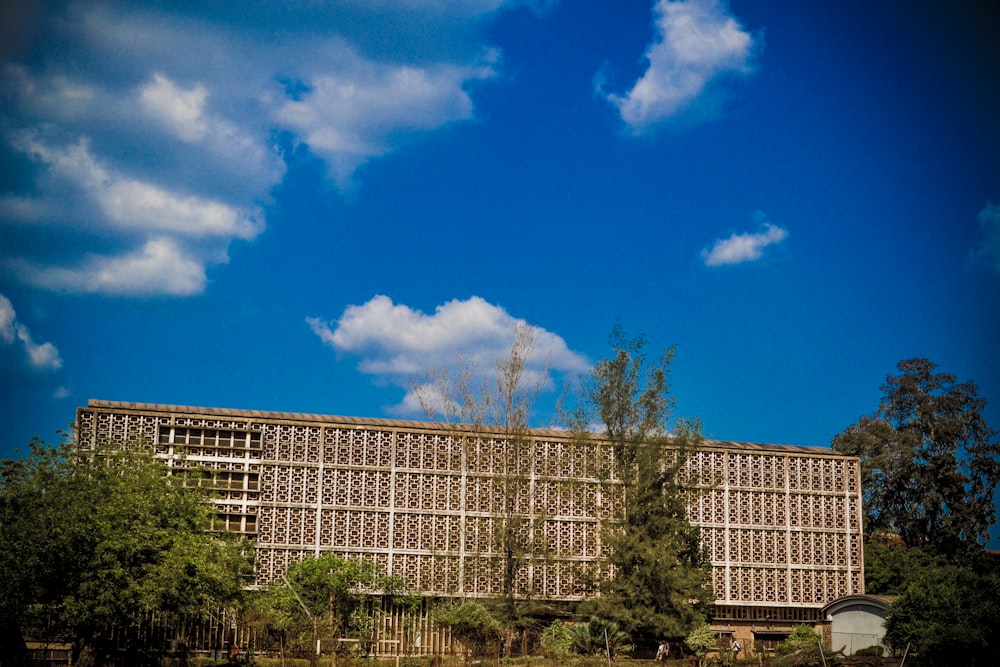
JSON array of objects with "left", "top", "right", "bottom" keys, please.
[{"left": 412, "top": 323, "right": 552, "bottom": 625}]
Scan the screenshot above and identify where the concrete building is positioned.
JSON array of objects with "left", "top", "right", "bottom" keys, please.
[
  {"left": 76, "top": 400, "right": 865, "bottom": 655},
  {"left": 823, "top": 595, "right": 893, "bottom": 656}
]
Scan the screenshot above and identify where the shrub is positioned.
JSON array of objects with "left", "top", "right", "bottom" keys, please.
[{"left": 774, "top": 625, "right": 821, "bottom": 657}]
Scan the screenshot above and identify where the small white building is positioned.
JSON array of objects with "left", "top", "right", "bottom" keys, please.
[{"left": 823, "top": 595, "right": 894, "bottom": 656}]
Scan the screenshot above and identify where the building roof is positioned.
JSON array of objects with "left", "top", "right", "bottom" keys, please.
[
  {"left": 822, "top": 595, "right": 896, "bottom": 617},
  {"left": 86, "top": 399, "right": 843, "bottom": 457}
]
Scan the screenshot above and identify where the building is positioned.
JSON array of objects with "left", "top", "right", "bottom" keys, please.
[
  {"left": 76, "top": 400, "right": 865, "bottom": 654},
  {"left": 822, "top": 595, "right": 893, "bottom": 656}
]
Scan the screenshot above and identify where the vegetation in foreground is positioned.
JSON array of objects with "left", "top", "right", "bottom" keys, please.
[{"left": 3, "top": 337, "right": 999, "bottom": 667}]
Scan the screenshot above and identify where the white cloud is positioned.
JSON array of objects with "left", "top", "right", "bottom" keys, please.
[
  {"left": 603, "top": 0, "right": 757, "bottom": 132},
  {"left": 13, "top": 237, "right": 207, "bottom": 297},
  {"left": 0, "top": 1, "right": 512, "bottom": 297},
  {"left": 702, "top": 214, "right": 788, "bottom": 266},
  {"left": 2, "top": 134, "right": 259, "bottom": 296},
  {"left": 17, "top": 135, "right": 263, "bottom": 241},
  {"left": 139, "top": 73, "right": 210, "bottom": 143},
  {"left": 0, "top": 293, "right": 63, "bottom": 372},
  {"left": 307, "top": 295, "right": 589, "bottom": 415},
  {"left": 971, "top": 201, "right": 1000, "bottom": 274},
  {"left": 0, "top": 294, "right": 15, "bottom": 344},
  {"left": 276, "top": 50, "right": 494, "bottom": 184}
]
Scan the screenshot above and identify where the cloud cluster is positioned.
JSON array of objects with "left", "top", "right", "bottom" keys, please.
[
  {"left": 0, "top": 293, "right": 62, "bottom": 373},
  {"left": 308, "top": 295, "right": 589, "bottom": 416},
  {"left": 702, "top": 213, "right": 788, "bottom": 266},
  {"left": 602, "top": 0, "right": 758, "bottom": 132},
  {"left": 0, "top": 0, "right": 764, "bottom": 298},
  {"left": 972, "top": 202, "right": 1000, "bottom": 274},
  {"left": 0, "top": 1, "right": 511, "bottom": 297}
]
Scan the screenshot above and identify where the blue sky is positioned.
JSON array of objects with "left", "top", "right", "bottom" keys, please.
[{"left": 2, "top": 0, "right": 998, "bottom": 535}]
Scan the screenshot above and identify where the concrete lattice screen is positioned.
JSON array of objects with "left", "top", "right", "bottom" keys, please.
[{"left": 77, "top": 401, "right": 863, "bottom": 619}]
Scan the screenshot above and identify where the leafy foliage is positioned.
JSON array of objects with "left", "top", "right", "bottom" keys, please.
[
  {"left": 432, "top": 601, "right": 501, "bottom": 657},
  {"left": 862, "top": 541, "right": 947, "bottom": 595},
  {"left": 568, "top": 618, "right": 633, "bottom": 658},
  {"left": 284, "top": 553, "right": 376, "bottom": 637},
  {"left": 573, "top": 325, "right": 712, "bottom": 641},
  {"left": 0, "top": 437, "right": 251, "bottom": 663},
  {"left": 683, "top": 623, "right": 715, "bottom": 661},
  {"left": 250, "top": 553, "right": 416, "bottom": 655},
  {"left": 774, "top": 625, "right": 821, "bottom": 657},
  {"left": 883, "top": 554, "right": 1000, "bottom": 666},
  {"left": 539, "top": 620, "right": 573, "bottom": 663},
  {"left": 833, "top": 361, "right": 1000, "bottom": 665},
  {"left": 832, "top": 359, "right": 1000, "bottom": 562}
]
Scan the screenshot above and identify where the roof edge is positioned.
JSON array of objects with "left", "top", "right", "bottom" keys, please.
[{"left": 84, "top": 399, "right": 841, "bottom": 456}]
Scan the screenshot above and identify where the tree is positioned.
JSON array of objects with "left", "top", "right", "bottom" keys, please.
[
  {"left": 862, "top": 541, "right": 946, "bottom": 595},
  {"left": 432, "top": 601, "right": 501, "bottom": 663},
  {"left": 284, "top": 553, "right": 377, "bottom": 640},
  {"left": 0, "top": 439, "right": 72, "bottom": 663},
  {"left": 539, "top": 620, "right": 573, "bottom": 665},
  {"left": 0, "top": 437, "right": 251, "bottom": 667},
  {"left": 256, "top": 552, "right": 415, "bottom": 661},
  {"left": 244, "top": 585, "right": 303, "bottom": 662},
  {"left": 684, "top": 623, "right": 716, "bottom": 667},
  {"left": 882, "top": 555, "right": 1000, "bottom": 666},
  {"left": 774, "top": 625, "right": 821, "bottom": 656},
  {"left": 573, "top": 325, "right": 712, "bottom": 641},
  {"left": 772, "top": 624, "right": 824, "bottom": 666},
  {"left": 832, "top": 359, "right": 1000, "bottom": 561},
  {"left": 413, "top": 322, "right": 552, "bottom": 624}
]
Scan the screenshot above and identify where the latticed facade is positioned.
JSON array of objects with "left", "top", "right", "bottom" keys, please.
[{"left": 76, "top": 400, "right": 864, "bottom": 627}]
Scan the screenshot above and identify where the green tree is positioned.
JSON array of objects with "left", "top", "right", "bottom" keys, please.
[
  {"left": 774, "top": 625, "right": 821, "bottom": 657},
  {"left": 244, "top": 585, "right": 304, "bottom": 661},
  {"left": 573, "top": 325, "right": 712, "bottom": 641},
  {"left": 862, "top": 541, "right": 946, "bottom": 595},
  {"left": 0, "top": 437, "right": 251, "bottom": 667},
  {"left": 883, "top": 556, "right": 1000, "bottom": 666},
  {"left": 540, "top": 620, "right": 573, "bottom": 665},
  {"left": 261, "top": 552, "right": 415, "bottom": 660},
  {"left": 832, "top": 359, "right": 1000, "bottom": 562},
  {"left": 432, "top": 601, "right": 501, "bottom": 663},
  {"left": 284, "top": 553, "right": 377, "bottom": 639},
  {"left": 684, "top": 623, "right": 716, "bottom": 667},
  {"left": 769, "top": 624, "right": 826, "bottom": 667}
]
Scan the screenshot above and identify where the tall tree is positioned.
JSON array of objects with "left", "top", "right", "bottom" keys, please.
[
  {"left": 883, "top": 556, "right": 1000, "bottom": 666},
  {"left": 413, "top": 322, "right": 551, "bottom": 623},
  {"left": 572, "top": 325, "right": 712, "bottom": 642},
  {"left": 832, "top": 358, "right": 1000, "bottom": 560},
  {"left": 0, "top": 437, "right": 251, "bottom": 667}
]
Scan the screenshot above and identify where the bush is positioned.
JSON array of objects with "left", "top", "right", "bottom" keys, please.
[
  {"left": 540, "top": 620, "right": 573, "bottom": 663},
  {"left": 684, "top": 623, "right": 715, "bottom": 662},
  {"left": 569, "top": 618, "right": 633, "bottom": 658},
  {"left": 774, "top": 625, "right": 821, "bottom": 657}
]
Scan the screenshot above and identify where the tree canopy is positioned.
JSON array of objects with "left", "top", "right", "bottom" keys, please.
[
  {"left": 573, "top": 325, "right": 712, "bottom": 641},
  {"left": 0, "top": 437, "right": 251, "bottom": 666},
  {"left": 882, "top": 550, "right": 1000, "bottom": 666},
  {"left": 832, "top": 358, "right": 1000, "bottom": 561},
  {"left": 248, "top": 552, "right": 416, "bottom": 660}
]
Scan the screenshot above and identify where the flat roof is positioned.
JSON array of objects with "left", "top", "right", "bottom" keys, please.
[{"left": 85, "top": 399, "right": 843, "bottom": 457}]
